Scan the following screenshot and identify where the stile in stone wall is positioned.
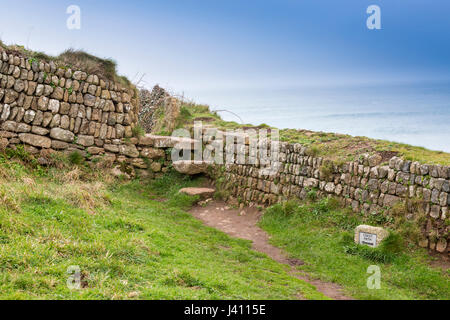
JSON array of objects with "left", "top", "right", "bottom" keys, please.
[
  {"left": 0, "top": 47, "right": 190, "bottom": 182},
  {"left": 0, "top": 46, "right": 448, "bottom": 254}
]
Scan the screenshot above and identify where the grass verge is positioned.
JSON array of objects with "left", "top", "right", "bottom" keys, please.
[{"left": 259, "top": 198, "right": 450, "bottom": 300}]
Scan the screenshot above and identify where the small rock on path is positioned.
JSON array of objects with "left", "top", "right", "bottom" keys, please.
[{"left": 179, "top": 187, "right": 215, "bottom": 199}]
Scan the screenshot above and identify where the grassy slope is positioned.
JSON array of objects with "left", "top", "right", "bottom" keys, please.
[
  {"left": 259, "top": 199, "right": 450, "bottom": 300},
  {"left": 0, "top": 149, "right": 447, "bottom": 300},
  {"left": 172, "top": 103, "right": 450, "bottom": 165},
  {"left": 0, "top": 152, "right": 324, "bottom": 300}
]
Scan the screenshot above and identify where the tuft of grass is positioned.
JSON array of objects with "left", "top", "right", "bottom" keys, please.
[
  {"left": 306, "top": 189, "right": 318, "bottom": 201},
  {"left": 68, "top": 151, "right": 84, "bottom": 166},
  {"left": 305, "top": 146, "right": 320, "bottom": 157},
  {"left": 178, "top": 106, "right": 192, "bottom": 122},
  {"left": 132, "top": 125, "right": 145, "bottom": 138},
  {"left": 0, "top": 42, "right": 133, "bottom": 88},
  {"left": 319, "top": 161, "right": 334, "bottom": 181},
  {"left": 0, "top": 184, "right": 22, "bottom": 213},
  {"left": 341, "top": 231, "right": 403, "bottom": 264},
  {"left": 59, "top": 49, "right": 117, "bottom": 80},
  {"left": 379, "top": 232, "right": 404, "bottom": 254},
  {"left": 4, "top": 145, "right": 43, "bottom": 173}
]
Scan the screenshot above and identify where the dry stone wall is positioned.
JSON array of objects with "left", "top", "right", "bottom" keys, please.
[
  {"left": 218, "top": 141, "right": 449, "bottom": 254},
  {"left": 0, "top": 48, "right": 149, "bottom": 166},
  {"left": 0, "top": 48, "right": 182, "bottom": 178},
  {"left": 0, "top": 47, "right": 448, "bottom": 254}
]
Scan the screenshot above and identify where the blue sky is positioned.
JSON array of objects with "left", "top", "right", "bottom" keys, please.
[{"left": 1, "top": 0, "right": 450, "bottom": 95}]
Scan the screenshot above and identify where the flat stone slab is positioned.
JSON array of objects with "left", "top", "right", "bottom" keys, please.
[
  {"left": 139, "top": 135, "right": 198, "bottom": 148},
  {"left": 173, "top": 160, "right": 213, "bottom": 175},
  {"left": 179, "top": 187, "right": 215, "bottom": 199},
  {"left": 355, "top": 225, "right": 389, "bottom": 248}
]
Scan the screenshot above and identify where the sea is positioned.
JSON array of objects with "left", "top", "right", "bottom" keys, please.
[{"left": 189, "top": 82, "right": 450, "bottom": 153}]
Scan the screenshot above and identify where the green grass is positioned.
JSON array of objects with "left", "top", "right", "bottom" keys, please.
[
  {"left": 0, "top": 153, "right": 325, "bottom": 300},
  {"left": 0, "top": 41, "right": 132, "bottom": 88},
  {"left": 68, "top": 151, "right": 85, "bottom": 166},
  {"left": 132, "top": 124, "right": 146, "bottom": 138},
  {"left": 259, "top": 199, "right": 450, "bottom": 300},
  {"left": 0, "top": 148, "right": 447, "bottom": 300}
]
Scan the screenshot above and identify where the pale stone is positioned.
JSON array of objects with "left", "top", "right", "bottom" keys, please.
[
  {"left": 430, "top": 205, "right": 440, "bottom": 219},
  {"left": 50, "top": 128, "right": 75, "bottom": 142},
  {"left": 2, "top": 121, "right": 17, "bottom": 132},
  {"left": 1, "top": 104, "right": 10, "bottom": 121},
  {"left": 179, "top": 187, "right": 215, "bottom": 199},
  {"left": 141, "top": 147, "right": 165, "bottom": 159},
  {"left": 48, "top": 99, "right": 60, "bottom": 114},
  {"left": 38, "top": 96, "right": 49, "bottom": 110},
  {"left": 0, "top": 138, "right": 9, "bottom": 149},
  {"left": 77, "top": 135, "right": 95, "bottom": 147},
  {"left": 84, "top": 94, "right": 96, "bottom": 107},
  {"left": 51, "top": 87, "right": 64, "bottom": 100},
  {"left": 383, "top": 194, "right": 400, "bottom": 207},
  {"left": 368, "top": 154, "right": 382, "bottom": 167},
  {"left": 87, "top": 147, "right": 104, "bottom": 155},
  {"left": 119, "top": 144, "right": 139, "bottom": 158},
  {"left": 31, "top": 126, "right": 49, "bottom": 136},
  {"left": 19, "top": 133, "right": 51, "bottom": 148},
  {"left": 355, "top": 225, "right": 389, "bottom": 247},
  {"left": 104, "top": 144, "right": 119, "bottom": 153},
  {"left": 150, "top": 162, "right": 162, "bottom": 172},
  {"left": 3, "top": 89, "right": 18, "bottom": 103},
  {"left": 16, "top": 123, "right": 31, "bottom": 133},
  {"left": 418, "top": 239, "right": 429, "bottom": 248},
  {"left": 142, "top": 134, "right": 196, "bottom": 148},
  {"left": 138, "top": 135, "right": 155, "bottom": 146},
  {"left": 324, "top": 182, "right": 335, "bottom": 193},
  {"left": 60, "top": 115, "right": 70, "bottom": 129},
  {"left": 172, "top": 160, "right": 213, "bottom": 175},
  {"left": 52, "top": 140, "right": 69, "bottom": 150},
  {"left": 436, "top": 238, "right": 447, "bottom": 253}
]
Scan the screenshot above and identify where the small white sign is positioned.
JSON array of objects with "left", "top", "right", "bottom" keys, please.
[{"left": 359, "top": 232, "right": 377, "bottom": 247}]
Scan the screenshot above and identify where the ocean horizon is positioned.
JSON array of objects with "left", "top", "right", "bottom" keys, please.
[{"left": 188, "top": 81, "right": 450, "bottom": 153}]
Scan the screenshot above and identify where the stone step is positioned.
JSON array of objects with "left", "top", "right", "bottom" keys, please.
[
  {"left": 179, "top": 187, "right": 215, "bottom": 199},
  {"left": 172, "top": 160, "right": 213, "bottom": 175}
]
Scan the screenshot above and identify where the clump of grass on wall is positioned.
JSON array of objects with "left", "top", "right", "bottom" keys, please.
[
  {"left": 340, "top": 231, "right": 404, "bottom": 264},
  {"left": 58, "top": 49, "right": 119, "bottom": 82},
  {"left": 319, "top": 161, "right": 334, "bottom": 181},
  {"left": 68, "top": 151, "right": 84, "bottom": 166},
  {"left": 0, "top": 42, "right": 133, "bottom": 88},
  {"left": 132, "top": 125, "right": 145, "bottom": 137}
]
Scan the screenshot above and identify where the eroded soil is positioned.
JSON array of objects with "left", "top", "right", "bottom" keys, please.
[{"left": 190, "top": 201, "right": 352, "bottom": 300}]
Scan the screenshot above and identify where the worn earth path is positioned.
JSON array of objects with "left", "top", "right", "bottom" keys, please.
[{"left": 189, "top": 200, "right": 353, "bottom": 300}]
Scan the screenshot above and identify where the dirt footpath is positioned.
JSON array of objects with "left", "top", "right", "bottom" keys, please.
[{"left": 190, "top": 201, "right": 352, "bottom": 300}]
